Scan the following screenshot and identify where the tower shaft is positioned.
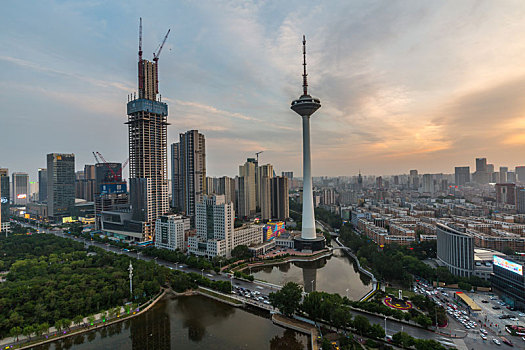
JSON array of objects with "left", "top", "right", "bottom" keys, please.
[{"left": 301, "top": 115, "right": 316, "bottom": 239}]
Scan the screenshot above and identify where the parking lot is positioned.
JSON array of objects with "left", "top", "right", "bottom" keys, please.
[{"left": 413, "top": 280, "right": 525, "bottom": 348}]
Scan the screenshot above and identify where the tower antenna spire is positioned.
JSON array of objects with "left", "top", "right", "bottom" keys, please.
[{"left": 302, "top": 35, "right": 308, "bottom": 96}]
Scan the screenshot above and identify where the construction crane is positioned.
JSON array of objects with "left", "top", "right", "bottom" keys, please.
[
  {"left": 255, "top": 151, "right": 264, "bottom": 164},
  {"left": 153, "top": 29, "right": 170, "bottom": 62},
  {"left": 94, "top": 152, "right": 118, "bottom": 182}
]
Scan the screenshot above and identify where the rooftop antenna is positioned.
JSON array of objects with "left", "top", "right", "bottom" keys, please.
[{"left": 302, "top": 35, "right": 308, "bottom": 96}]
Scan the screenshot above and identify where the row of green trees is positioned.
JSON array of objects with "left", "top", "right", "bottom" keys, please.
[{"left": 340, "top": 224, "right": 490, "bottom": 288}]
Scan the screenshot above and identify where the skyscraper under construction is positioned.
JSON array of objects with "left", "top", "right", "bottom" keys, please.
[{"left": 126, "top": 19, "right": 170, "bottom": 239}]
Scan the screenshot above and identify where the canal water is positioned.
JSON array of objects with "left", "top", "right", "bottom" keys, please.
[
  {"left": 251, "top": 245, "right": 371, "bottom": 299},
  {"left": 32, "top": 295, "right": 310, "bottom": 350}
]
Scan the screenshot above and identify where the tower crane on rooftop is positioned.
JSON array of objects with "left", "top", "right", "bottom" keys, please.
[
  {"left": 255, "top": 151, "right": 264, "bottom": 163},
  {"left": 153, "top": 29, "right": 170, "bottom": 62}
]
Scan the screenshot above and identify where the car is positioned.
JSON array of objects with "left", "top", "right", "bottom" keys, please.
[
  {"left": 481, "top": 300, "right": 488, "bottom": 303},
  {"left": 519, "top": 313, "right": 525, "bottom": 317},
  {"left": 206, "top": 274, "right": 213, "bottom": 277},
  {"left": 510, "top": 317, "right": 519, "bottom": 321},
  {"left": 522, "top": 337, "right": 525, "bottom": 342},
  {"left": 493, "top": 306, "right": 501, "bottom": 310},
  {"left": 493, "top": 338, "right": 501, "bottom": 346},
  {"left": 480, "top": 329, "right": 488, "bottom": 334},
  {"left": 481, "top": 334, "right": 487, "bottom": 340}
]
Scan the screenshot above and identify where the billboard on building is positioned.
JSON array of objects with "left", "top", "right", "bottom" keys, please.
[
  {"left": 100, "top": 183, "right": 127, "bottom": 195},
  {"left": 494, "top": 255, "right": 523, "bottom": 276},
  {"left": 17, "top": 194, "right": 27, "bottom": 199},
  {"left": 264, "top": 221, "right": 285, "bottom": 241}
]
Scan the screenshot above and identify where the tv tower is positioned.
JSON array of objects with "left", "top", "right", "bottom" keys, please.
[{"left": 291, "top": 35, "right": 323, "bottom": 250}]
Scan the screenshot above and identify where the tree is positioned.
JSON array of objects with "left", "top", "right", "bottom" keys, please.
[
  {"left": 392, "top": 332, "right": 415, "bottom": 347},
  {"left": 301, "top": 292, "right": 324, "bottom": 321},
  {"left": 87, "top": 315, "right": 96, "bottom": 326},
  {"left": 269, "top": 282, "right": 303, "bottom": 317},
  {"left": 352, "top": 315, "right": 370, "bottom": 336},
  {"left": 22, "top": 325, "right": 34, "bottom": 340},
  {"left": 368, "top": 323, "right": 385, "bottom": 339},
  {"left": 73, "top": 315, "right": 84, "bottom": 327},
  {"left": 10, "top": 326, "right": 21, "bottom": 342},
  {"left": 231, "top": 245, "right": 251, "bottom": 260},
  {"left": 415, "top": 314, "right": 432, "bottom": 329}
]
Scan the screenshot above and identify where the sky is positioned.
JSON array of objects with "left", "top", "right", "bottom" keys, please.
[{"left": 2, "top": 0, "right": 525, "bottom": 180}]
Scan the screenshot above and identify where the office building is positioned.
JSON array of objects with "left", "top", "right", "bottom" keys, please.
[
  {"left": 422, "top": 174, "right": 434, "bottom": 194},
  {"left": 491, "top": 256, "right": 525, "bottom": 311},
  {"left": 499, "top": 167, "right": 508, "bottom": 183},
  {"left": 127, "top": 20, "right": 170, "bottom": 239},
  {"left": 188, "top": 194, "right": 234, "bottom": 258},
  {"left": 271, "top": 176, "right": 289, "bottom": 221},
  {"left": 154, "top": 214, "right": 190, "bottom": 251},
  {"left": 238, "top": 159, "right": 256, "bottom": 218},
  {"left": 437, "top": 223, "right": 474, "bottom": 277},
  {"left": 38, "top": 168, "right": 47, "bottom": 202},
  {"left": 257, "top": 164, "right": 273, "bottom": 221},
  {"left": 47, "top": 153, "right": 75, "bottom": 219},
  {"left": 171, "top": 130, "right": 206, "bottom": 224},
  {"left": 94, "top": 162, "right": 127, "bottom": 231},
  {"left": 12, "top": 172, "right": 29, "bottom": 205},
  {"left": 495, "top": 183, "right": 516, "bottom": 205},
  {"left": 516, "top": 187, "right": 525, "bottom": 214},
  {"left": 216, "top": 176, "right": 236, "bottom": 207},
  {"left": 507, "top": 171, "right": 516, "bottom": 183},
  {"left": 516, "top": 166, "right": 525, "bottom": 183},
  {"left": 454, "top": 166, "right": 470, "bottom": 186},
  {"left": 474, "top": 158, "right": 489, "bottom": 184}
]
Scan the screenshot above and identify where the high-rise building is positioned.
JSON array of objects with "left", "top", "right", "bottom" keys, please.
[
  {"left": 12, "top": 172, "right": 29, "bottom": 205},
  {"left": 495, "top": 183, "right": 516, "bottom": 205},
  {"left": 474, "top": 158, "right": 489, "bottom": 184},
  {"left": 188, "top": 194, "right": 234, "bottom": 257},
  {"left": 154, "top": 214, "right": 190, "bottom": 251},
  {"left": 238, "top": 159, "right": 256, "bottom": 218},
  {"left": 290, "top": 36, "right": 324, "bottom": 251},
  {"left": 257, "top": 164, "right": 273, "bottom": 221},
  {"left": 409, "top": 170, "right": 419, "bottom": 190},
  {"left": 47, "top": 153, "right": 75, "bottom": 219},
  {"left": 516, "top": 166, "right": 525, "bottom": 183},
  {"left": 171, "top": 130, "right": 206, "bottom": 224},
  {"left": 216, "top": 176, "right": 236, "bottom": 206},
  {"left": 94, "top": 162, "right": 127, "bottom": 230},
  {"left": 0, "top": 168, "right": 9, "bottom": 232},
  {"left": 499, "top": 167, "right": 508, "bottom": 183},
  {"left": 454, "top": 166, "right": 470, "bottom": 186},
  {"left": 422, "top": 174, "right": 434, "bottom": 193},
  {"left": 507, "top": 171, "right": 516, "bottom": 183},
  {"left": 282, "top": 171, "right": 293, "bottom": 180},
  {"left": 38, "top": 168, "right": 47, "bottom": 202},
  {"left": 127, "top": 20, "right": 170, "bottom": 239},
  {"left": 516, "top": 187, "right": 525, "bottom": 214},
  {"left": 437, "top": 223, "right": 474, "bottom": 278},
  {"left": 271, "top": 176, "right": 289, "bottom": 221},
  {"left": 75, "top": 165, "right": 96, "bottom": 201}
]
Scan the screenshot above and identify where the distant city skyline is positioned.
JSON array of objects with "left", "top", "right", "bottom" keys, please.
[{"left": 2, "top": 1, "right": 525, "bottom": 178}]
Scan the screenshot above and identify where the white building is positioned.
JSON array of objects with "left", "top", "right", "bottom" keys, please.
[
  {"left": 188, "top": 194, "right": 234, "bottom": 258},
  {"left": 233, "top": 224, "right": 264, "bottom": 248},
  {"left": 154, "top": 214, "right": 190, "bottom": 251}
]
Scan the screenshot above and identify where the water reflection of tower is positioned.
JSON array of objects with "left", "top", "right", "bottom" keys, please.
[{"left": 302, "top": 267, "right": 317, "bottom": 293}]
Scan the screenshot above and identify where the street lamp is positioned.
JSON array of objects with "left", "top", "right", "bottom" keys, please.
[
  {"left": 384, "top": 317, "right": 387, "bottom": 339},
  {"left": 201, "top": 269, "right": 204, "bottom": 278},
  {"left": 310, "top": 280, "right": 314, "bottom": 292},
  {"left": 346, "top": 288, "right": 349, "bottom": 300}
]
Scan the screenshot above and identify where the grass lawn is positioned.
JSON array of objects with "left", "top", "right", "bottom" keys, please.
[{"left": 385, "top": 287, "right": 417, "bottom": 299}]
